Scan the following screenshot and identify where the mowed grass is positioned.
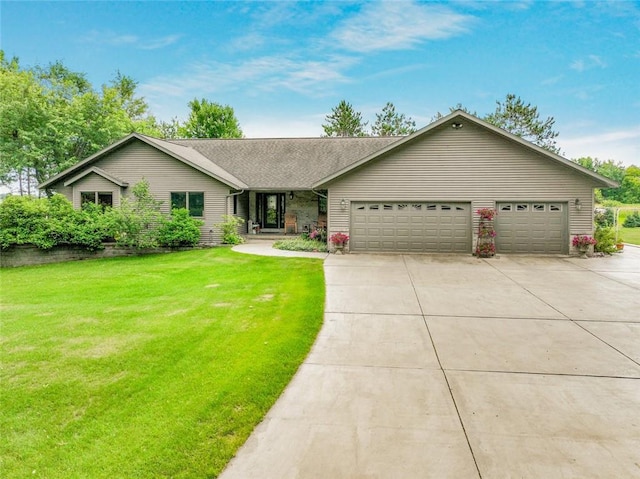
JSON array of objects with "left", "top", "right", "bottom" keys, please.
[
  {"left": 620, "top": 227, "right": 640, "bottom": 246},
  {"left": 0, "top": 248, "right": 325, "bottom": 478}
]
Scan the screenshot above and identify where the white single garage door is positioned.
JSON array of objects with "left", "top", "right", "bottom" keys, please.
[
  {"left": 495, "top": 202, "right": 568, "bottom": 254},
  {"left": 350, "top": 202, "right": 471, "bottom": 253}
]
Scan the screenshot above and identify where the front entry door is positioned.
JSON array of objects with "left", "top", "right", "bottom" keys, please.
[{"left": 259, "top": 193, "right": 285, "bottom": 229}]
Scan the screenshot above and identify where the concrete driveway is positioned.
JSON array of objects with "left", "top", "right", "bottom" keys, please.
[{"left": 221, "top": 247, "right": 640, "bottom": 478}]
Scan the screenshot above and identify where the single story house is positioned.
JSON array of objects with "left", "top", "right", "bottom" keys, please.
[{"left": 39, "top": 110, "right": 616, "bottom": 254}]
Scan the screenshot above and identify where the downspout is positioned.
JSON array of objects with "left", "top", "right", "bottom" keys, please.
[
  {"left": 218, "top": 189, "right": 245, "bottom": 243},
  {"left": 311, "top": 188, "right": 327, "bottom": 199},
  {"left": 225, "top": 189, "right": 245, "bottom": 215}
]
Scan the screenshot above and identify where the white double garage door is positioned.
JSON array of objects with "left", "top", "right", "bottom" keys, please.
[{"left": 350, "top": 201, "right": 568, "bottom": 254}]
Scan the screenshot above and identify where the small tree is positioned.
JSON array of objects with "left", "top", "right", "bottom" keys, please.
[
  {"left": 215, "top": 215, "right": 245, "bottom": 245},
  {"left": 322, "top": 100, "right": 368, "bottom": 137},
  {"left": 111, "top": 179, "right": 163, "bottom": 248}
]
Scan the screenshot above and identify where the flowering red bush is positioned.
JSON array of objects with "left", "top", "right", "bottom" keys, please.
[
  {"left": 572, "top": 235, "right": 597, "bottom": 248},
  {"left": 330, "top": 232, "right": 349, "bottom": 244},
  {"left": 476, "top": 208, "right": 496, "bottom": 221}
]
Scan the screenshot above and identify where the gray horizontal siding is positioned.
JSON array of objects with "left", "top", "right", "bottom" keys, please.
[
  {"left": 328, "top": 122, "right": 598, "bottom": 249},
  {"left": 71, "top": 174, "right": 122, "bottom": 208},
  {"left": 50, "top": 141, "right": 231, "bottom": 244}
]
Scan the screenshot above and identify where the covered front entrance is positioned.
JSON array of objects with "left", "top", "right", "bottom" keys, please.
[
  {"left": 257, "top": 193, "right": 286, "bottom": 230},
  {"left": 350, "top": 202, "right": 472, "bottom": 253},
  {"left": 495, "top": 202, "right": 568, "bottom": 254}
]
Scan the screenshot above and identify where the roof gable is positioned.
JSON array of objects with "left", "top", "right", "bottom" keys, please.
[
  {"left": 39, "top": 133, "right": 248, "bottom": 190},
  {"left": 312, "top": 110, "right": 618, "bottom": 189},
  {"left": 63, "top": 166, "right": 128, "bottom": 187}
]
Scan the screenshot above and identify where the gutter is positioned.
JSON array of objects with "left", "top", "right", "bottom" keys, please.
[{"left": 225, "top": 190, "right": 245, "bottom": 216}]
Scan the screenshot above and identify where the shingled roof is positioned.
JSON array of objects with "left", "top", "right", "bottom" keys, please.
[{"left": 170, "top": 137, "right": 400, "bottom": 189}]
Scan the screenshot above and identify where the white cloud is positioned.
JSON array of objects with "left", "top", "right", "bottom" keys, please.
[
  {"left": 331, "top": 1, "right": 474, "bottom": 53},
  {"left": 561, "top": 125, "right": 640, "bottom": 166},
  {"left": 570, "top": 54, "right": 607, "bottom": 72},
  {"left": 140, "top": 54, "right": 358, "bottom": 106},
  {"left": 81, "top": 30, "right": 181, "bottom": 50}
]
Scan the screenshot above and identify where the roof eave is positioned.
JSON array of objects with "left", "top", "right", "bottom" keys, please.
[
  {"left": 39, "top": 133, "right": 141, "bottom": 189},
  {"left": 63, "top": 166, "right": 129, "bottom": 188},
  {"left": 313, "top": 110, "right": 618, "bottom": 189},
  {"left": 39, "top": 133, "right": 248, "bottom": 191}
]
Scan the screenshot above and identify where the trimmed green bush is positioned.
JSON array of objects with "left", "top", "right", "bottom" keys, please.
[
  {"left": 594, "top": 226, "right": 617, "bottom": 254},
  {"left": 158, "top": 208, "right": 204, "bottom": 247},
  {"left": 622, "top": 211, "right": 640, "bottom": 228},
  {"left": 0, "top": 194, "right": 113, "bottom": 250}
]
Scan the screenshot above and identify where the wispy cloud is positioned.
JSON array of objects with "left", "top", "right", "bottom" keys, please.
[
  {"left": 81, "top": 30, "right": 181, "bottom": 50},
  {"left": 570, "top": 54, "right": 606, "bottom": 72},
  {"left": 561, "top": 125, "right": 640, "bottom": 166},
  {"left": 541, "top": 74, "right": 565, "bottom": 85},
  {"left": 331, "top": 1, "right": 474, "bottom": 53},
  {"left": 140, "top": 54, "right": 358, "bottom": 102}
]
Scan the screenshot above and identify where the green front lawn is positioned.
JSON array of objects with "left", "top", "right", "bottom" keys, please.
[
  {"left": 0, "top": 248, "right": 325, "bottom": 478},
  {"left": 620, "top": 227, "right": 640, "bottom": 246}
]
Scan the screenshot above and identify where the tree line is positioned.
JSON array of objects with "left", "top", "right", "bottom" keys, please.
[
  {"left": 0, "top": 52, "right": 242, "bottom": 196},
  {"left": 2, "top": 52, "right": 637, "bottom": 202}
]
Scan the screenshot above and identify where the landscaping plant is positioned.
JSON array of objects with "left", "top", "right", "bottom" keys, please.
[
  {"left": 216, "top": 214, "right": 245, "bottom": 244},
  {"left": 157, "top": 208, "right": 203, "bottom": 247}
]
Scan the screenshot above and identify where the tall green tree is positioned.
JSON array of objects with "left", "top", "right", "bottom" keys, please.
[
  {"left": 0, "top": 52, "right": 160, "bottom": 194},
  {"left": 372, "top": 102, "right": 416, "bottom": 136},
  {"left": 178, "top": 99, "right": 243, "bottom": 138},
  {"left": 430, "top": 103, "right": 478, "bottom": 123},
  {"left": 572, "top": 157, "right": 640, "bottom": 203},
  {"left": 322, "top": 100, "right": 368, "bottom": 137},
  {"left": 484, "top": 94, "right": 560, "bottom": 154}
]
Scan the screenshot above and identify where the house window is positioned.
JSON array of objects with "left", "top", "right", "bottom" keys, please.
[
  {"left": 549, "top": 204, "right": 562, "bottom": 212},
  {"left": 81, "top": 191, "right": 113, "bottom": 208},
  {"left": 533, "top": 204, "right": 545, "bottom": 212},
  {"left": 318, "top": 196, "right": 327, "bottom": 214},
  {"left": 171, "top": 192, "right": 204, "bottom": 216}
]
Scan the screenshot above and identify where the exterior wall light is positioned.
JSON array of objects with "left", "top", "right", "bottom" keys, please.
[
  {"left": 289, "top": 191, "right": 294, "bottom": 200},
  {"left": 575, "top": 198, "right": 582, "bottom": 211},
  {"left": 340, "top": 198, "right": 347, "bottom": 210},
  {"left": 451, "top": 122, "right": 463, "bottom": 129}
]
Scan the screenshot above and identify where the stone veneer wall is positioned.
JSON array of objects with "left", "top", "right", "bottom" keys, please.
[{"left": 0, "top": 244, "right": 198, "bottom": 268}]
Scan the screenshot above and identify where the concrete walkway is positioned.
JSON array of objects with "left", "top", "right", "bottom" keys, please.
[{"left": 223, "top": 244, "right": 640, "bottom": 478}]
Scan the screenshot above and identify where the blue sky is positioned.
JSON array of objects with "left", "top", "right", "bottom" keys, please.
[{"left": 2, "top": 0, "right": 639, "bottom": 166}]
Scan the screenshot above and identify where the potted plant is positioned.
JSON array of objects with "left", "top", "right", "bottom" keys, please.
[
  {"left": 475, "top": 208, "right": 497, "bottom": 258},
  {"left": 330, "top": 232, "right": 349, "bottom": 254},
  {"left": 572, "top": 235, "right": 597, "bottom": 258}
]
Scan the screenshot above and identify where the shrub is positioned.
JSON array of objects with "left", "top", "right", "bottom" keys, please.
[
  {"left": 273, "top": 238, "right": 328, "bottom": 252},
  {"left": 594, "top": 226, "right": 617, "bottom": 254},
  {"left": 0, "top": 194, "right": 115, "bottom": 251},
  {"left": 622, "top": 211, "right": 640, "bottom": 228},
  {"left": 111, "top": 179, "right": 163, "bottom": 248},
  {"left": 301, "top": 227, "right": 327, "bottom": 243},
  {"left": 216, "top": 215, "right": 245, "bottom": 245},
  {"left": 158, "top": 209, "right": 203, "bottom": 247},
  {"left": 594, "top": 208, "right": 614, "bottom": 228},
  {"left": 329, "top": 232, "right": 349, "bottom": 245}
]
